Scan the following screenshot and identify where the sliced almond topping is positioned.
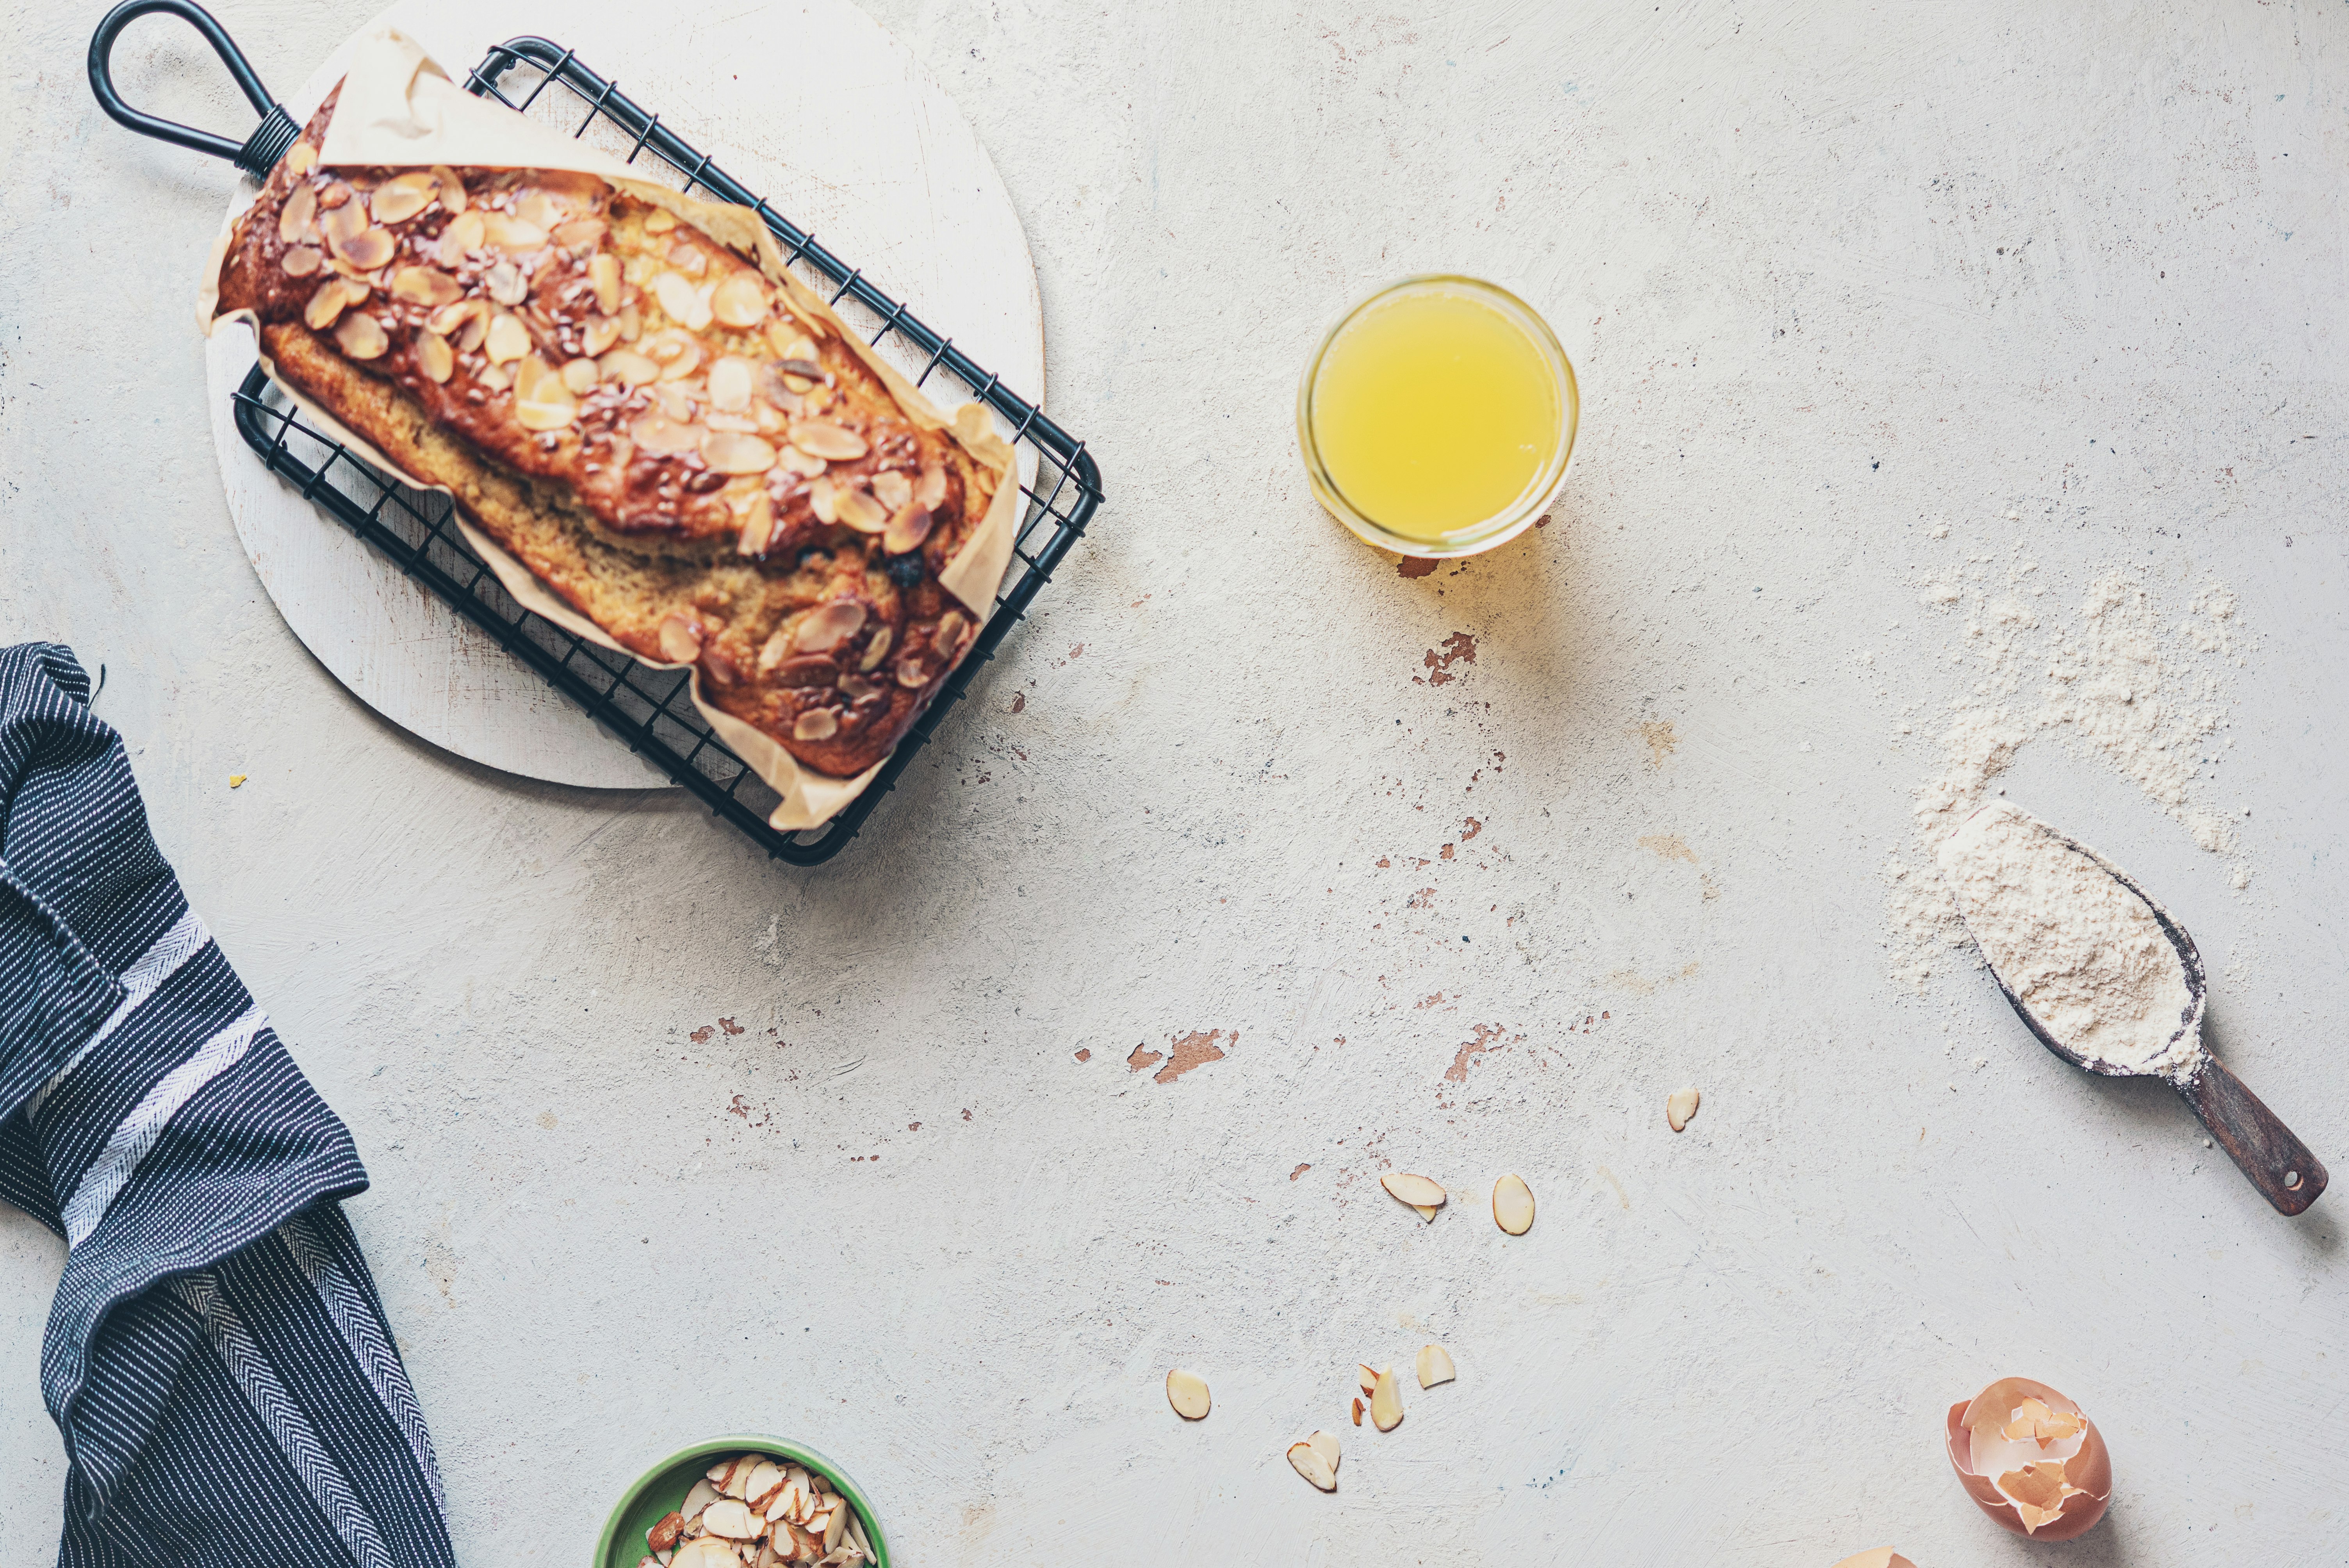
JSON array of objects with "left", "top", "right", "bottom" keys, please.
[
  {"left": 658, "top": 615, "right": 702, "bottom": 663},
  {"left": 474, "top": 363, "right": 510, "bottom": 392},
  {"left": 858, "top": 626, "right": 893, "bottom": 673},
  {"left": 437, "top": 208, "right": 486, "bottom": 265},
  {"left": 1666, "top": 1085, "right": 1701, "bottom": 1133},
  {"left": 834, "top": 486, "right": 888, "bottom": 534},
  {"left": 654, "top": 271, "right": 714, "bottom": 331},
  {"left": 335, "top": 225, "right": 396, "bottom": 271},
  {"left": 333, "top": 311, "right": 389, "bottom": 360},
  {"left": 560, "top": 357, "right": 600, "bottom": 396},
  {"left": 479, "top": 211, "right": 549, "bottom": 250},
  {"left": 427, "top": 298, "right": 484, "bottom": 338},
  {"left": 369, "top": 172, "right": 436, "bottom": 225},
  {"left": 757, "top": 629, "right": 793, "bottom": 672},
  {"left": 414, "top": 328, "right": 454, "bottom": 383},
  {"left": 932, "top": 609, "right": 969, "bottom": 658},
  {"left": 703, "top": 431, "right": 778, "bottom": 475},
  {"left": 792, "top": 707, "right": 841, "bottom": 743},
  {"left": 485, "top": 260, "right": 528, "bottom": 307},
  {"left": 278, "top": 183, "right": 318, "bottom": 244},
  {"left": 285, "top": 141, "right": 317, "bottom": 177},
  {"left": 631, "top": 413, "right": 706, "bottom": 456},
  {"left": 552, "top": 219, "right": 605, "bottom": 252},
  {"left": 895, "top": 654, "right": 929, "bottom": 689},
  {"left": 582, "top": 315, "right": 623, "bottom": 357},
  {"left": 389, "top": 265, "right": 463, "bottom": 307},
  {"left": 1286, "top": 1440, "right": 1337, "bottom": 1492},
  {"left": 1379, "top": 1172, "right": 1447, "bottom": 1213},
  {"left": 280, "top": 246, "right": 322, "bottom": 277},
  {"left": 1370, "top": 1365, "right": 1403, "bottom": 1431},
  {"left": 644, "top": 207, "right": 678, "bottom": 234},
  {"left": 870, "top": 470, "right": 913, "bottom": 511},
  {"left": 708, "top": 355, "right": 756, "bottom": 413},
  {"left": 712, "top": 272, "right": 770, "bottom": 328},
  {"left": 317, "top": 180, "right": 352, "bottom": 210},
  {"left": 915, "top": 463, "right": 948, "bottom": 511},
  {"left": 736, "top": 491, "right": 777, "bottom": 556},
  {"left": 600, "top": 347, "right": 660, "bottom": 386},
  {"left": 780, "top": 445, "right": 826, "bottom": 479},
  {"left": 808, "top": 475, "right": 839, "bottom": 524},
  {"left": 514, "top": 189, "right": 564, "bottom": 231},
  {"left": 1416, "top": 1344, "right": 1456, "bottom": 1388},
  {"left": 794, "top": 602, "right": 868, "bottom": 654},
  {"left": 644, "top": 329, "right": 704, "bottom": 381},
  {"left": 588, "top": 250, "right": 624, "bottom": 315},
  {"left": 515, "top": 392, "right": 577, "bottom": 431},
  {"left": 1165, "top": 1367, "right": 1211, "bottom": 1420},
  {"left": 485, "top": 312, "right": 532, "bottom": 365},
  {"left": 787, "top": 421, "right": 868, "bottom": 461},
  {"left": 882, "top": 504, "right": 932, "bottom": 557},
  {"left": 1492, "top": 1172, "right": 1535, "bottom": 1235},
  {"left": 428, "top": 165, "right": 465, "bottom": 213}
]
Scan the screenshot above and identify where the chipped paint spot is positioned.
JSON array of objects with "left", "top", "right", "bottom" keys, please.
[
  {"left": 718, "top": 1017, "right": 745, "bottom": 1035},
  {"left": 1396, "top": 555, "right": 1440, "bottom": 579},
  {"left": 1290, "top": 1163, "right": 1312, "bottom": 1180},
  {"left": 1461, "top": 817, "right": 1483, "bottom": 841},
  {"left": 1418, "top": 631, "right": 1478, "bottom": 685},
  {"left": 1127, "top": 1042, "right": 1164, "bottom": 1074},
  {"left": 1440, "top": 843, "right": 1455, "bottom": 859},
  {"left": 1074, "top": 1048, "right": 1092, "bottom": 1062},
  {"left": 1376, "top": 856, "right": 1391, "bottom": 868},
  {"left": 1407, "top": 887, "right": 1436, "bottom": 909},
  {"left": 689, "top": 1025, "right": 716, "bottom": 1044},
  {"left": 1444, "top": 1022, "right": 1510, "bottom": 1082},
  {"left": 1634, "top": 720, "right": 1678, "bottom": 767},
  {"left": 1416, "top": 991, "right": 1447, "bottom": 1009},
  {"left": 1154, "top": 1028, "right": 1233, "bottom": 1083},
  {"left": 1638, "top": 833, "right": 1698, "bottom": 864}
]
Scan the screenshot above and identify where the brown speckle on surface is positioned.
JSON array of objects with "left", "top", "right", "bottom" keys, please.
[
  {"left": 535, "top": 1111, "right": 557, "bottom": 1130},
  {"left": 961, "top": 1108, "right": 972, "bottom": 1121},
  {"left": 1127, "top": 1042, "right": 1164, "bottom": 1074},
  {"left": 1444, "top": 1022, "right": 1511, "bottom": 1083},
  {"left": 1638, "top": 833, "right": 1699, "bottom": 864},
  {"left": 1634, "top": 719, "right": 1679, "bottom": 767},
  {"left": 718, "top": 1017, "right": 744, "bottom": 1035},
  {"left": 1154, "top": 1028, "right": 1233, "bottom": 1083},
  {"left": 1396, "top": 555, "right": 1440, "bottom": 578},
  {"left": 1074, "top": 1048, "right": 1092, "bottom": 1062},
  {"left": 1407, "top": 887, "right": 1435, "bottom": 909},
  {"left": 1009, "top": 691, "right": 1026, "bottom": 713},
  {"left": 1418, "top": 631, "right": 1478, "bottom": 686},
  {"left": 1440, "top": 843, "right": 1455, "bottom": 859},
  {"left": 1290, "top": 1163, "right": 1311, "bottom": 1180},
  {"left": 1376, "top": 856, "right": 1391, "bottom": 868},
  {"left": 1417, "top": 991, "right": 1447, "bottom": 1009},
  {"left": 689, "top": 1025, "right": 715, "bottom": 1044},
  {"left": 1461, "top": 817, "right": 1483, "bottom": 841},
  {"left": 909, "top": 1121, "right": 921, "bottom": 1131},
  {"left": 727, "top": 1095, "right": 750, "bottom": 1118}
]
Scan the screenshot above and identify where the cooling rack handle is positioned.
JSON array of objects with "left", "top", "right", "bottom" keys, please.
[{"left": 89, "top": 0, "right": 298, "bottom": 178}]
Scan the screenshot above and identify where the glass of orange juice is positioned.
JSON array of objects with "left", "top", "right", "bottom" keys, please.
[{"left": 1297, "top": 275, "right": 1578, "bottom": 558}]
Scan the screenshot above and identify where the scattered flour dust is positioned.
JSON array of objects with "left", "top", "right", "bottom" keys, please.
[
  {"left": 1937, "top": 801, "right": 2198, "bottom": 1075},
  {"left": 1878, "top": 544, "right": 2248, "bottom": 990}
]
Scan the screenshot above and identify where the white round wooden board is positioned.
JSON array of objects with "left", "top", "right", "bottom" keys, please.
[{"left": 205, "top": 0, "right": 1046, "bottom": 789}]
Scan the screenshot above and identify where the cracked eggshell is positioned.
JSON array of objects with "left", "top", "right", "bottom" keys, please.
[{"left": 1946, "top": 1377, "right": 2112, "bottom": 1541}]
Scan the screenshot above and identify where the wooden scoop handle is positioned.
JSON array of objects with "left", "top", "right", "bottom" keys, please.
[{"left": 2176, "top": 1056, "right": 2328, "bottom": 1215}]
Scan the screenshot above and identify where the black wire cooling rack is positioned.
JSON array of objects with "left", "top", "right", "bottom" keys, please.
[{"left": 91, "top": 4, "right": 1100, "bottom": 866}]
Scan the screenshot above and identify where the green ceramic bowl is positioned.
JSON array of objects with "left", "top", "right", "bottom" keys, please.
[{"left": 593, "top": 1436, "right": 891, "bottom": 1568}]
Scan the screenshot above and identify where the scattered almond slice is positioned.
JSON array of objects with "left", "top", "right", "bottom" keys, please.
[
  {"left": 1356, "top": 1364, "right": 1379, "bottom": 1395},
  {"left": 1286, "top": 1439, "right": 1337, "bottom": 1492},
  {"left": 1166, "top": 1367, "right": 1211, "bottom": 1420},
  {"left": 1416, "top": 1344, "right": 1456, "bottom": 1388},
  {"left": 1492, "top": 1172, "right": 1535, "bottom": 1235},
  {"left": 1350, "top": 1397, "right": 1363, "bottom": 1426},
  {"left": 1370, "top": 1365, "right": 1404, "bottom": 1431},
  {"left": 1306, "top": 1430, "right": 1341, "bottom": 1472},
  {"left": 1666, "top": 1086, "right": 1701, "bottom": 1132},
  {"left": 1380, "top": 1172, "right": 1447, "bottom": 1215},
  {"left": 1830, "top": 1554, "right": 1916, "bottom": 1568}
]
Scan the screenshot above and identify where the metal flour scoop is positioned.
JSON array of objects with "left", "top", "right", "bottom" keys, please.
[{"left": 1941, "top": 802, "right": 2327, "bottom": 1216}]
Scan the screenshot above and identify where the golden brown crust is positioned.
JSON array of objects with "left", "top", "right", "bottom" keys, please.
[{"left": 216, "top": 93, "right": 994, "bottom": 778}]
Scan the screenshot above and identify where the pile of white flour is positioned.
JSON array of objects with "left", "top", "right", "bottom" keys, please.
[
  {"left": 1937, "top": 800, "right": 2199, "bottom": 1075},
  {"left": 1878, "top": 549, "right": 2246, "bottom": 990}
]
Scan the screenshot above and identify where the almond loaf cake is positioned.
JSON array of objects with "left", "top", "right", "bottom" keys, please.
[{"left": 213, "top": 94, "right": 1003, "bottom": 780}]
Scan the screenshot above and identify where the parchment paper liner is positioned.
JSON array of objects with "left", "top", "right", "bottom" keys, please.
[{"left": 202, "top": 27, "right": 1021, "bottom": 830}]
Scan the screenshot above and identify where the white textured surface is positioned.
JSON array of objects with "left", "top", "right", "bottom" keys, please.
[
  {"left": 204, "top": 0, "right": 1044, "bottom": 788},
  {"left": 4, "top": 3, "right": 2347, "bottom": 1566}
]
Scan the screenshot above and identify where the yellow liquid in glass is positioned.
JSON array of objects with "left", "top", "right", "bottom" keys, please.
[{"left": 1312, "top": 285, "right": 1562, "bottom": 543}]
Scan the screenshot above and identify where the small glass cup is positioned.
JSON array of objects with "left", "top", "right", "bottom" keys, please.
[{"left": 1296, "top": 274, "right": 1579, "bottom": 560}]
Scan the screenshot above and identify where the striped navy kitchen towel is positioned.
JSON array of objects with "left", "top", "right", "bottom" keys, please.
[{"left": 0, "top": 643, "right": 455, "bottom": 1568}]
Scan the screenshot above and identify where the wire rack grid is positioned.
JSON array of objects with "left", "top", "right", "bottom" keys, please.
[{"left": 230, "top": 36, "right": 1100, "bottom": 866}]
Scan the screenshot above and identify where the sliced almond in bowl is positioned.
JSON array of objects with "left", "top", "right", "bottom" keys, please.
[
  {"left": 1165, "top": 1367, "right": 1211, "bottom": 1420},
  {"left": 701, "top": 1499, "right": 757, "bottom": 1539},
  {"left": 1379, "top": 1172, "right": 1447, "bottom": 1217},
  {"left": 1286, "top": 1439, "right": 1337, "bottom": 1492},
  {"left": 1416, "top": 1344, "right": 1456, "bottom": 1388},
  {"left": 1492, "top": 1172, "right": 1536, "bottom": 1235}
]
